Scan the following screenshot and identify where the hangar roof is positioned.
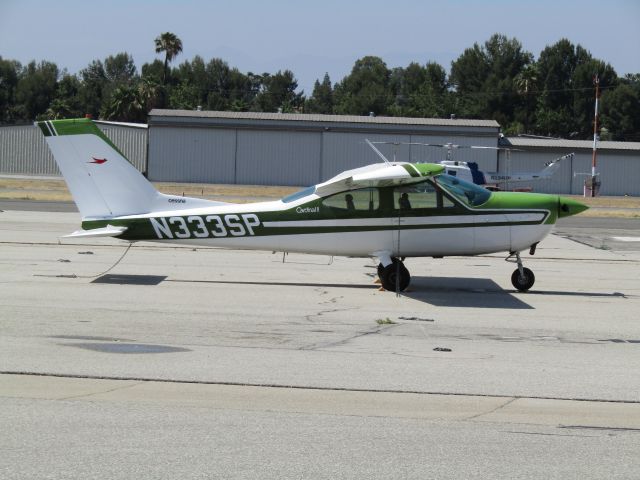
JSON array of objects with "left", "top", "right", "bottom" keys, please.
[
  {"left": 503, "top": 136, "right": 640, "bottom": 152},
  {"left": 149, "top": 109, "right": 500, "bottom": 129}
]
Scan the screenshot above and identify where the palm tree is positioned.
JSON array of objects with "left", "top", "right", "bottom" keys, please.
[
  {"left": 154, "top": 32, "right": 183, "bottom": 85},
  {"left": 514, "top": 64, "right": 538, "bottom": 133}
]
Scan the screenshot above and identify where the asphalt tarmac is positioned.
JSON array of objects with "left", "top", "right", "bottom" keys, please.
[{"left": 1, "top": 204, "right": 640, "bottom": 479}]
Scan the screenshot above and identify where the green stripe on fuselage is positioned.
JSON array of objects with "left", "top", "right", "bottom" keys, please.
[
  {"left": 402, "top": 164, "right": 420, "bottom": 177},
  {"left": 80, "top": 180, "right": 553, "bottom": 240}
]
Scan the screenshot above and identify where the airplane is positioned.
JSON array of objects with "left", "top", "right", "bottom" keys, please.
[
  {"left": 370, "top": 141, "right": 571, "bottom": 190},
  {"left": 35, "top": 118, "right": 588, "bottom": 293}
]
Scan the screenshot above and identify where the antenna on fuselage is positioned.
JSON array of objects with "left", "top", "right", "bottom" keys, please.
[{"left": 365, "top": 139, "right": 391, "bottom": 165}]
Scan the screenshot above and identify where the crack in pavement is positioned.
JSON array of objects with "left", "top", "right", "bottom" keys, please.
[
  {"left": 465, "top": 397, "right": 518, "bottom": 421},
  {"left": 57, "top": 380, "right": 144, "bottom": 401},
  {"left": 3, "top": 372, "right": 640, "bottom": 404}
]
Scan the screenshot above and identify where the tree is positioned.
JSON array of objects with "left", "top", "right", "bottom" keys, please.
[
  {"left": 571, "top": 60, "right": 617, "bottom": 138},
  {"left": 205, "top": 58, "right": 232, "bottom": 110},
  {"left": 154, "top": 32, "right": 183, "bottom": 85},
  {"left": 253, "top": 70, "right": 303, "bottom": 112},
  {"left": 601, "top": 77, "right": 640, "bottom": 141},
  {"left": 306, "top": 73, "right": 333, "bottom": 113},
  {"left": 333, "top": 56, "right": 392, "bottom": 116},
  {"left": 45, "top": 72, "right": 83, "bottom": 119},
  {"left": 137, "top": 77, "right": 161, "bottom": 114},
  {"left": 104, "top": 52, "right": 137, "bottom": 85},
  {"left": 389, "top": 61, "right": 449, "bottom": 118},
  {"left": 101, "top": 85, "right": 146, "bottom": 122},
  {"left": 174, "top": 55, "right": 208, "bottom": 106},
  {"left": 141, "top": 59, "right": 165, "bottom": 85},
  {"left": 449, "top": 42, "right": 489, "bottom": 118},
  {"left": 78, "top": 59, "right": 107, "bottom": 118},
  {"left": 534, "top": 39, "right": 617, "bottom": 138},
  {"left": 0, "top": 56, "right": 21, "bottom": 123},
  {"left": 513, "top": 63, "right": 538, "bottom": 133},
  {"left": 450, "top": 34, "right": 532, "bottom": 124},
  {"left": 15, "top": 60, "right": 59, "bottom": 120},
  {"left": 534, "top": 39, "right": 590, "bottom": 136},
  {"left": 169, "top": 82, "right": 199, "bottom": 110}
]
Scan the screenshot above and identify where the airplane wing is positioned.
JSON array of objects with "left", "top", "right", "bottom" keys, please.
[
  {"left": 315, "top": 163, "right": 444, "bottom": 197},
  {"left": 62, "top": 225, "right": 128, "bottom": 239}
]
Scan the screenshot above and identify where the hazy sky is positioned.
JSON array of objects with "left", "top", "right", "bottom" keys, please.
[{"left": 1, "top": 0, "right": 639, "bottom": 93}]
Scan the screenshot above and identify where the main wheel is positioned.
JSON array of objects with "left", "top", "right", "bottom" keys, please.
[
  {"left": 380, "top": 259, "right": 411, "bottom": 292},
  {"left": 511, "top": 267, "right": 535, "bottom": 292}
]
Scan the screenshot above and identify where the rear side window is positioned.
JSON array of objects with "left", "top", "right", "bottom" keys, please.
[{"left": 322, "top": 188, "right": 379, "bottom": 212}]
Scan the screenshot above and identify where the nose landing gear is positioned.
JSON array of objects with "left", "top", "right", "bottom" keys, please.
[{"left": 507, "top": 251, "right": 535, "bottom": 292}]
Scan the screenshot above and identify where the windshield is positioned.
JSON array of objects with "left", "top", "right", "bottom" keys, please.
[
  {"left": 435, "top": 174, "right": 491, "bottom": 207},
  {"left": 282, "top": 186, "right": 316, "bottom": 203}
]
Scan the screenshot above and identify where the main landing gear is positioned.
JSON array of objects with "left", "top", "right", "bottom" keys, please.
[
  {"left": 377, "top": 257, "right": 411, "bottom": 292},
  {"left": 507, "top": 251, "right": 535, "bottom": 292}
]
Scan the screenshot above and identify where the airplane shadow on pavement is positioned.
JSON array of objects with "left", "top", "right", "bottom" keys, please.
[
  {"left": 404, "top": 276, "right": 533, "bottom": 309},
  {"left": 92, "top": 274, "right": 167, "bottom": 286},
  {"left": 405, "top": 276, "right": 628, "bottom": 308},
  {"left": 90, "top": 274, "right": 625, "bottom": 310}
]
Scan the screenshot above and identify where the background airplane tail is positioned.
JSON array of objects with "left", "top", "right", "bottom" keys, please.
[
  {"left": 540, "top": 153, "right": 574, "bottom": 178},
  {"left": 36, "top": 118, "right": 222, "bottom": 220}
]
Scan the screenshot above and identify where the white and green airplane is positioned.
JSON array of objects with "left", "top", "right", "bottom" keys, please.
[{"left": 36, "top": 118, "right": 588, "bottom": 292}]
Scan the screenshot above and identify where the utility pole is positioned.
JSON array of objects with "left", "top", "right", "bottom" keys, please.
[{"left": 590, "top": 75, "right": 600, "bottom": 197}]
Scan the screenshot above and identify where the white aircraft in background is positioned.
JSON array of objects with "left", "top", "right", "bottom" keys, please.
[
  {"left": 36, "top": 118, "right": 588, "bottom": 293},
  {"left": 371, "top": 141, "right": 572, "bottom": 190}
]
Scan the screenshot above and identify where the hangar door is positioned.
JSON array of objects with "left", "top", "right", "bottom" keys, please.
[
  {"left": 148, "top": 126, "right": 237, "bottom": 183},
  {"left": 235, "top": 130, "right": 321, "bottom": 186}
]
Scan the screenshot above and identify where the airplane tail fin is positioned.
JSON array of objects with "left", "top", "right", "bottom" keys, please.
[{"left": 36, "top": 118, "right": 222, "bottom": 220}]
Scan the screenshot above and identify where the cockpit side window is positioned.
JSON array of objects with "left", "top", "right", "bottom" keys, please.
[{"left": 392, "top": 180, "right": 455, "bottom": 211}]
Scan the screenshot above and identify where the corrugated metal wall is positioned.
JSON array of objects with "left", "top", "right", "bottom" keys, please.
[
  {"left": 0, "top": 125, "right": 57, "bottom": 175},
  {"left": 95, "top": 123, "right": 147, "bottom": 172},
  {"left": 0, "top": 123, "right": 147, "bottom": 175},
  {"left": 148, "top": 126, "right": 236, "bottom": 183},
  {"left": 498, "top": 149, "right": 640, "bottom": 196},
  {"left": 236, "top": 130, "right": 321, "bottom": 186}
]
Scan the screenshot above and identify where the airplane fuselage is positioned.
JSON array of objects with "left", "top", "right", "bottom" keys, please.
[{"left": 82, "top": 178, "right": 560, "bottom": 258}]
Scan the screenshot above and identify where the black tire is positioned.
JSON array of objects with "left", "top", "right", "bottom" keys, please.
[
  {"left": 380, "top": 259, "right": 411, "bottom": 292},
  {"left": 511, "top": 267, "right": 535, "bottom": 292}
]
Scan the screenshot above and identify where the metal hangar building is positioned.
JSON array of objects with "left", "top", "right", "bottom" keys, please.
[{"left": 147, "top": 109, "right": 501, "bottom": 187}]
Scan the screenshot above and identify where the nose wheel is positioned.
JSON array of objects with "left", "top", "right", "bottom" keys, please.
[
  {"left": 377, "top": 257, "right": 411, "bottom": 292},
  {"left": 507, "top": 251, "right": 535, "bottom": 292}
]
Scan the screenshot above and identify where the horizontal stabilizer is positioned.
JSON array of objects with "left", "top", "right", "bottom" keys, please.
[{"left": 62, "top": 225, "right": 128, "bottom": 239}]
